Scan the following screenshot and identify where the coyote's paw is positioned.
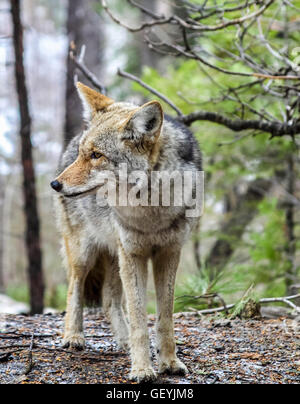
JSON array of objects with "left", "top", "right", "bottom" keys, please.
[
  {"left": 62, "top": 334, "right": 85, "bottom": 350},
  {"left": 129, "top": 367, "right": 157, "bottom": 383},
  {"left": 158, "top": 358, "right": 188, "bottom": 375}
]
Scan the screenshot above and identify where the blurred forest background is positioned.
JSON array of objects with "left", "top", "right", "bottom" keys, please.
[{"left": 0, "top": 0, "right": 300, "bottom": 315}]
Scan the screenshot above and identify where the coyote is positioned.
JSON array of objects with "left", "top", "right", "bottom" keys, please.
[{"left": 51, "top": 83, "right": 202, "bottom": 382}]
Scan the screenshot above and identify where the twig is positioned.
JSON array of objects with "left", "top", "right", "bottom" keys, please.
[
  {"left": 70, "top": 46, "right": 107, "bottom": 95},
  {"left": 126, "top": 0, "right": 164, "bottom": 20},
  {"left": 260, "top": 294, "right": 300, "bottom": 313},
  {"left": 0, "top": 333, "right": 55, "bottom": 340},
  {"left": 23, "top": 333, "right": 35, "bottom": 376},
  {"left": 176, "top": 293, "right": 229, "bottom": 314},
  {"left": 0, "top": 332, "right": 111, "bottom": 340},
  {"left": 85, "top": 334, "right": 112, "bottom": 338},
  {"left": 175, "top": 304, "right": 236, "bottom": 317},
  {"left": 36, "top": 345, "right": 126, "bottom": 361},
  {"left": 0, "top": 335, "right": 28, "bottom": 340},
  {"left": 253, "top": 73, "right": 300, "bottom": 81},
  {"left": 0, "top": 344, "right": 31, "bottom": 350},
  {"left": 118, "top": 69, "right": 183, "bottom": 116},
  {"left": 145, "top": 36, "right": 256, "bottom": 78},
  {"left": 150, "top": 39, "right": 300, "bottom": 81},
  {"left": 174, "top": 294, "right": 300, "bottom": 317},
  {"left": 101, "top": 0, "right": 173, "bottom": 33},
  {"left": 218, "top": 131, "right": 256, "bottom": 146}
]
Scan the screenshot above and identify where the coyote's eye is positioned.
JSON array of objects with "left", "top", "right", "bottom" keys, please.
[{"left": 91, "top": 152, "right": 103, "bottom": 159}]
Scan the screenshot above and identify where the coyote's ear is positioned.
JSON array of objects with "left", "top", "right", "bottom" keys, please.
[
  {"left": 125, "top": 101, "right": 164, "bottom": 141},
  {"left": 76, "top": 82, "right": 114, "bottom": 121}
]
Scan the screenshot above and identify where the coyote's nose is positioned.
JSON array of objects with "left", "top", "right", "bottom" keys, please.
[{"left": 50, "top": 180, "right": 63, "bottom": 192}]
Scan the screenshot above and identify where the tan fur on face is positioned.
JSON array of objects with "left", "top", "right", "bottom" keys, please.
[{"left": 57, "top": 153, "right": 107, "bottom": 187}]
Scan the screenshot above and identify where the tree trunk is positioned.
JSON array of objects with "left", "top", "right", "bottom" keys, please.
[
  {"left": 0, "top": 176, "right": 4, "bottom": 293},
  {"left": 64, "top": 0, "right": 104, "bottom": 146},
  {"left": 11, "top": 0, "right": 44, "bottom": 314},
  {"left": 206, "top": 178, "right": 272, "bottom": 279}
]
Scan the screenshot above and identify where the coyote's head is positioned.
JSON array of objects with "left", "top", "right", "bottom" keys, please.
[{"left": 51, "top": 83, "right": 164, "bottom": 198}]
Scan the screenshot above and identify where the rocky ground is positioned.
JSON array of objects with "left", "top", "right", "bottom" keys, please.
[{"left": 0, "top": 311, "right": 299, "bottom": 384}]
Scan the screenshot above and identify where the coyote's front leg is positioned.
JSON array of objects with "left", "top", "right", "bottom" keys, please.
[
  {"left": 152, "top": 246, "right": 188, "bottom": 375},
  {"left": 102, "top": 253, "right": 129, "bottom": 351},
  {"left": 63, "top": 272, "right": 87, "bottom": 349},
  {"left": 62, "top": 236, "right": 89, "bottom": 350},
  {"left": 118, "top": 245, "right": 156, "bottom": 383}
]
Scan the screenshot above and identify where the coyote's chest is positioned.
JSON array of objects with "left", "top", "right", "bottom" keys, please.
[{"left": 111, "top": 205, "right": 191, "bottom": 255}]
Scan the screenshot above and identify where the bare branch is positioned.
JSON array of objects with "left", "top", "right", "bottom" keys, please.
[
  {"left": 180, "top": 110, "right": 300, "bottom": 138},
  {"left": 176, "top": 0, "right": 276, "bottom": 32},
  {"left": 101, "top": 0, "right": 173, "bottom": 33},
  {"left": 102, "top": 0, "right": 275, "bottom": 33},
  {"left": 175, "top": 294, "right": 300, "bottom": 317},
  {"left": 260, "top": 294, "right": 300, "bottom": 313},
  {"left": 253, "top": 73, "right": 300, "bottom": 81},
  {"left": 145, "top": 36, "right": 254, "bottom": 78},
  {"left": 147, "top": 36, "right": 300, "bottom": 81},
  {"left": 70, "top": 46, "right": 107, "bottom": 95},
  {"left": 117, "top": 68, "right": 183, "bottom": 116},
  {"left": 126, "top": 0, "right": 164, "bottom": 20}
]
